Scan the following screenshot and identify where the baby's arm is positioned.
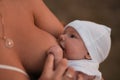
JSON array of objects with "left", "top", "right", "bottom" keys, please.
[{"left": 32, "top": 0, "right": 64, "bottom": 38}]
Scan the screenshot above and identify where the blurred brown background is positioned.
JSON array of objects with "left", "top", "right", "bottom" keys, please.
[{"left": 44, "top": 0, "right": 120, "bottom": 80}]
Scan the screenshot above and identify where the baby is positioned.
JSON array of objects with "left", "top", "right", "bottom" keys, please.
[{"left": 48, "top": 20, "right": 111, "bottom": 80}]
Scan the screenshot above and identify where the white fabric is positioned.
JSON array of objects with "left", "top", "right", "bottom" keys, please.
[
  {"left": 68, "top": 60, "right": 101, "bottom": 80},
  {"left": 65, "top": 20, "right": 111, "bottom": 63},
  {"left": 65, "top": 20, "right": 111, "bottom": 80},
  {"left": 0, "top": 64, "right": 29, "bottom": 77}
]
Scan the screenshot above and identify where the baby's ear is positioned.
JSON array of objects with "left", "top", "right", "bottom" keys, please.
[{"left": 85, "top": 53, "right": 91, "bottom": 60}]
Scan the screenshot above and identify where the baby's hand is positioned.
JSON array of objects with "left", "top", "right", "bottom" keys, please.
[{"left": 47, "top": 45, "right": 63, "bottom": 68}]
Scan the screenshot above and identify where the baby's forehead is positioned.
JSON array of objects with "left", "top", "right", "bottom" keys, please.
[
  {"left": 64, "top": 26, "right": 77, "bottom": 33},
  {"left": 64, "top": 26, "right": 79, "bottom": 34},
  {"left": 64, "top": 26, "right": 83, "bottom": 38}
]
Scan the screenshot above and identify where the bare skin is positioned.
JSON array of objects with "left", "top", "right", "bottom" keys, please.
[
  {"left": 0, "top": 0, "right": 72, "bottom": 80},
  {"left": 0, "top": 0, "right": 102, "bottom": 80}
]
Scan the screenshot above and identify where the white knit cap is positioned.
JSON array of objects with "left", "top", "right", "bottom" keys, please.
[{"left": 65, "top": 20, "right": 111, "bottom": 63}]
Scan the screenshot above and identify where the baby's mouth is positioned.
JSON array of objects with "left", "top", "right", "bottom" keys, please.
[
  {"left": 59, "top": 41, "right": 65, "bottom": 50},
  {"left": 59, "top": 41, "right": 67, "bottom": 58}
]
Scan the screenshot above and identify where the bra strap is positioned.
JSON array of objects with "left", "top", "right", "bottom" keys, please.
[{"left": 0, "top": 64, "right": 29, "bottom": 77}]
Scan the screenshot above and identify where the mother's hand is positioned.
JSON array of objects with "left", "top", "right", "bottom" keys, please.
[{"left": 38, "top": 54, "right": 76, "bottom": 80}]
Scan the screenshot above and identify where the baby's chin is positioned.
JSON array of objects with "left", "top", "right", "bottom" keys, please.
[
  {"left": 63, "top": 50, "right": 66, "bottom": 58},
  {"left": 63, "top": 52, "right": 70, "bottom": 59}
]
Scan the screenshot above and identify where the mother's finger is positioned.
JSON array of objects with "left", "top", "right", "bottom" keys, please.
[
  {"left": 77, "top": 74, "right": 84, "bottom": 80},
  {"left": 63, "top": 67, "right": 76, "bottom": 80},
  {"left": 47, "top": 45, "right": 63, "bottom": 68},
  {"left": 42, "top": 54, "right": 54, "bottom": 74},
  {"left": 39, "top": 54, "right": 55, "bottom": 80},
  {"left": 55, "top": 58, "right": 68, "bottom": 76}
]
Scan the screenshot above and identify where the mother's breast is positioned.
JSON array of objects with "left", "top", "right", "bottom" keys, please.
[
  {"left": 14, "top": 25, "right": 58, "bottom": 72},
  {"left": 17, "top": 26, "right": 58, "bottom": 54}
]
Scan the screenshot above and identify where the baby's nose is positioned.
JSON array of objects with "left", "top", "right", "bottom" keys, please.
[{"left": 59, "top": 34, "right": 65, "bottom": 41}]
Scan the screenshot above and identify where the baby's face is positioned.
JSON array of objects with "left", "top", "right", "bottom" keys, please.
[{"left": 59, "top": 27, "right": 89, "bottom": 60}]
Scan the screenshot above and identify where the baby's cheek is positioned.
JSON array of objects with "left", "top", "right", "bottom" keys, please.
[
  {"left": 65, "top": 51, "right": 83, "bottom": 60},
  {"left": 64, "top": 45, "right": 81, "bottom": 59}
]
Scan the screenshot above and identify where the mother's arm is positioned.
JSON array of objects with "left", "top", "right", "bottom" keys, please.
[{"left": 32, "top": 0, "right": 64, "bottom": 38}]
